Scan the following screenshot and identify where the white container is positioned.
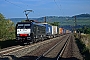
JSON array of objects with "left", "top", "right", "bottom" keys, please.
[{"left": 52, "top": 26, "right": 57, "bottom": 35}]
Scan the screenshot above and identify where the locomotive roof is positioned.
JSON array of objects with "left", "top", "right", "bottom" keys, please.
[
  {"left": 16, "top": 21, "right": 45, "bottom": 27},
  {"left": 17, "top": 22, "right": 33, "bottom": 24}
]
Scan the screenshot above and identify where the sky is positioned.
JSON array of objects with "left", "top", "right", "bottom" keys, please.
[{"left": 0, "top": 0, "right": 90, "bottom": 18}]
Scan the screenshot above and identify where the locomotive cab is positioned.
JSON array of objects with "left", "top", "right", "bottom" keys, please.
[
  {"left": 16, "top": 22, "right": 33, "bottom": 44},
  {"left": 16, "top": 20, "right": 46, "bottom": 44}
]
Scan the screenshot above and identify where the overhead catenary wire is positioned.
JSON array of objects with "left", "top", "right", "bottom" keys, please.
[
  {"left": 54, "top": 0, "right": 67, "bottom": 17},
  {"left": 54, "top": 0, "right": 61, "bottom": 11},
  {"left": 4, "top": 0, "right": 41, "bottom": 18},
  {"left": 54, "top": 0, "right": 73, "bottom": 27},
  {"left": 4, "top": 0, "right": 24, "bottom": 9},
  {"left": 4, "top": 0, "right": 61, "bottom": 18},
  {"left": 54, "top": 0, "right": 64, "bottom": 17}
]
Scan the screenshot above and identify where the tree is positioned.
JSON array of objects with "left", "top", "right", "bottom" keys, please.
[
  {"left": 49, "top": 22, "right": 60, "bottom": 26},
  {"left": 5, "top": 20, "right": 15, "bottom": 39},
  {"left": 0, "top": 13, "right": 5, "bottom": 20},
  {"left": 77, "top": 26, "right": 90, "bottom": 34},
  {"left": 0, "top": 13, "right": 6, "bottom": 39},
  {"left": 0, "top": 13, "right": 15, "bottom": 41}
]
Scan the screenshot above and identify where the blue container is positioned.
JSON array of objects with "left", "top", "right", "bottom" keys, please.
[
  {"left": 63, "top": 28, "right": 66, "bottom": 34},
  {"left": 43, "top": 23, "right": 52, "bottom": 36}
]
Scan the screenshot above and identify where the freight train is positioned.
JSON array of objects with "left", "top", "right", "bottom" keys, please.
[{"left": 16, "top": 20, "right": 71, "bottom": 44}]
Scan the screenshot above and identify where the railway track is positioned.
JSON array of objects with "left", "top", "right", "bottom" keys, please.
[
  {"left": 0, "top": 45, "right": 23, "bottom": 55},
  {"left": 60, "top": 34, "right": 83, "bottom": 60},
  {"left": 0, "top": 34, "right": 83, "bottom": 60},
  {"left": 0, "top": 38, "right": 57, "bottom": 56},
  {"left": 35, "top": 35, "right": 70, "bottom": 60},
  {"left": 34, "top": 34, "right": 83, "bottom": 60},
  {"left": 0, "top": 35, "right": 67, "bottom": 60},
  {"left": 18, "top": 34, "right": 70, "bottom": 60}
]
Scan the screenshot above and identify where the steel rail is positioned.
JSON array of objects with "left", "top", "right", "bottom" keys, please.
[
  {"left": 36, "top": 35, "right": 70, "bottom": 60},
  {"left": 56, "top": 35, "right": 70, "bottom": 60}
]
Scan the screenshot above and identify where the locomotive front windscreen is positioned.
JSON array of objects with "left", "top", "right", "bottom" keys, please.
[{"left": 17, "top": 24, "right": 31, "bottom": 29}]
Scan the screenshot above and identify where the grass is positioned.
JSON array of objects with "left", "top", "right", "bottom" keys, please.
[
  {"left": 86, "top": 34, "right": 90, "bottom": 50},
  {"left": 75, "top": 38, "right": 90, "bottom": 60},
  {"left": 75, "top": 34, "right": 90, "bottom": 60},
  {"left": 80, "top": 34, "right": 90, "bottom": 50}
]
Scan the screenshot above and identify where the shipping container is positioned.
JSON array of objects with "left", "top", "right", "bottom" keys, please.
[
  {"left": 57, "top": 27, "right": 59, "bottom": 35},
  {"left": 63, "top": 29, "right": 66, "bottom": 34},
  {"left": 66, "top": 30, "right": 70, "bottom": 33},
  {"left": 59, "top": 28, "right": 63, "bottom": 34},
  {"left": 51, "top": 26, "right": 57, "bottom": 35},
  {"left": 42, "top": 23, "right": 52, "bottom": 35},
  {"left": 39, "top": 23, "right": 52, "bottom": 38}
]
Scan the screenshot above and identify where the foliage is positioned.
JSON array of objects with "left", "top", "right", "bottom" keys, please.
[
  {"left": 10, "top": 15, "right": 90, "bottom": 26},
  {"left": 49, "top": 22, "right": 60, "bottom": 26},
  {"left": 72, "top": 13, "right": 90, "bottom": 18},
  {"left": 21, "top": 20, "right": 26, "bottom": 22},
  {"left": 77, "top": 26, "right": 90, "bottom": 34},
  {"left": 0, "top": 13, "right": 15, "bottom": 41}
]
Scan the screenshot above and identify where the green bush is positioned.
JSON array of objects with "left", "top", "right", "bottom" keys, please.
[{"left": 0, "top": 13, "right": 15, "bottom": 41}]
